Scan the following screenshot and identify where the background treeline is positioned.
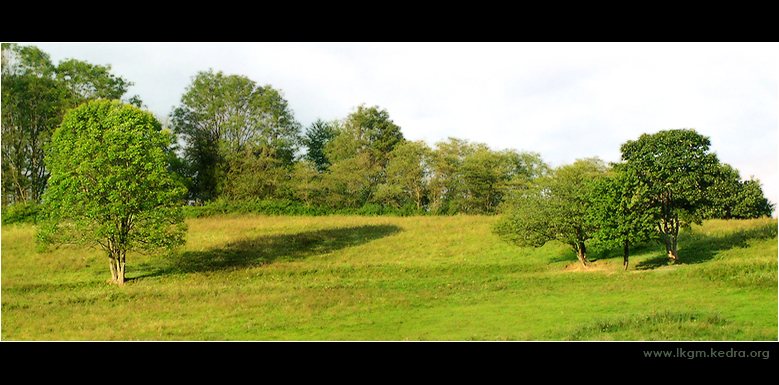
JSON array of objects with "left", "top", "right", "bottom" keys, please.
[{"left": 1, "top": 43, "right": 773, "bottom": 225}]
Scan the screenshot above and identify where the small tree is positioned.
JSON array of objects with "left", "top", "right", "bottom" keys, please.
[
  {"left": 303, "top": 119, "right": 338, "bottom": 172},
  {"left": 620, "top": 129, "right": 719, "bottom": 261},
  {"left": 495, "top": 158, "right": 607, "bottom": 267},
  {"left": 588, "top": 166, "right": 656, "bottom": 270},
  {"left": 38, "top": 100, "right": 187, "bottom": 285},
  {"left": 704, "top": 163, "right": 774, "bottom": 219}
]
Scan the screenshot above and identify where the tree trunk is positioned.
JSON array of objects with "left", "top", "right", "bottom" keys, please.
[
  {"left": 107, "top": 251, "right": 126, "bottom": 285},
  {"left": 668, "top": 234, "right": 678, "bottom": 262},
  {"left": 576, "top": 242, "right": 589, "bottom": 267},
  {"left": 108, "top": 255, "right": 118, "bottom": 283},
  {"left": 117, "top": 252, "right": 126, "bottom": 285},
  {"left": 623, "top": 239, "right": 630, "bottom": 271}
]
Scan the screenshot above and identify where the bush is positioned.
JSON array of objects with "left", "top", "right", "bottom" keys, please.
[{"left": 1, "top": 202, "right": 42, "bottom": 224}]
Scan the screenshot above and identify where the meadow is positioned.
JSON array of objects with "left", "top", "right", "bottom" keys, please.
[{"left": 1, "top": 215, "right": 776, "bottom": 340}]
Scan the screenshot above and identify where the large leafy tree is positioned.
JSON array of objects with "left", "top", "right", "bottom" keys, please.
[
  {"left": 495, "top": 158, "right": 607, "bottom": 267},
  {"left": 620, "top": 129, "right": 719, "bottom": 262},
  {"left": 1, "top": 43, "right": 134, "bottom": 205},
  {"left": 170, "top": 69, "right": 301, "bottom": 200},
  {"left": 38, "top": 100, "right": 187, "bottom": 285},
  {"left": 322, "top": 105, "right": 404, "bottom": 207}
]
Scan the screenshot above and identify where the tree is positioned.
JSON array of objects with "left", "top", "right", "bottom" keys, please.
[
  {"left": 1, "top": 67, "right": 69, "bottom": 204},
  {"left": 1, "top": 43, "right": 135, "bottom": 205},
  {"left": 376, "top": 140, "right": 432, "bottom": 210},
  {"left": 733, "top": 179, "right": 774, "bottom": 218},
  {"left": 620, "top": 129, "right": 720, "bottom": 261},
  {"left": 303, "top": 119, "right": 338, "bottom": 172},
  {"left": 55, "top": 58, "right": 133, "bottom": 103},
  {"left": 289, "top": 160, "right": 322, "bottom": 207},
  {"left": 320, "top": 152, "right": 377, "bottom": 208},
  {"left": 341, "top": 104, "right": 404, "bottom": 166},
  {"left": 460, "top": 149, "right": 546, "bottom": 214},
  {"left": 38, "top": 100, "right": 187, "bottom": 285},
  {"left": 428, "top": 138, "right": 483, "bottom": 214},
  {"left": 495, "top": 158, "right": 607, "bottom": 267},
  {"left": 588, "top": 165, "right": 656, "bottom": 270},
  {"left": 321, "top": 105, "right": 404, "bottom": 207},
  {"left": 429, "top": 138, "right": 548, "bottom": 215},
  {"left": 170, "top": 70, "right": 301, "bottom": 200},
  {"left": 703, "top": 163, "right": 773, "bottom": 219},
  {"left": 222, "top": 144, "right": 289, "bottom": 200}
]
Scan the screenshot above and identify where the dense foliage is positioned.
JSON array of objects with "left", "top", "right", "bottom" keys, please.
[{"left": 37, "top": 101, "right": 187, "bottom": 284}]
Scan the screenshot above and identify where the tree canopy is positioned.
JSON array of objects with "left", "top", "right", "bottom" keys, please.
[
  {"left": 171, "top": 69, "right": 301, "bottom": 200},
  {"left": 620, "top": 129, "right": 720, "bottom": 261},
  {"left": 1, "top": 43, "right": 135, "bottom": 205},
  {"left": 38, "top": 100, "right": 187, "bottom": 284},
  {"left": 495, "top": 158, "right": 607, "bottom": 266}
]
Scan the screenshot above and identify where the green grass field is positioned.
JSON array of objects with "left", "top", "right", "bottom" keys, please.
[{"left": 2, "top": 215, "right": 777, "bottom": 340}]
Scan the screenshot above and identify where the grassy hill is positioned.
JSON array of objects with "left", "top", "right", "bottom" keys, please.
[{"left": 2, "top": 215, "right": 776, "bottom": 340}]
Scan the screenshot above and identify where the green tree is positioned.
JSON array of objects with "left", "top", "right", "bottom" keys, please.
[
  {"left": 303, "top": 119, "right": 338, "bottom": 172},
  {"left": 322, "top": 105, "right": 404, "bottom": 208},
  {"left": 703, "top": 163, "right": 774, "bottom": 219},
  {"left": 38, "top": 100, "right": 187, "bottom": 285},
  {"left": 342, "top": 104, "right": 404, "bottom": 166},
  {"left": 222, "top": 145, "right": 289, "bottom": 200},
  {"left": 289, "top": 160, "right": 322, "bottom": 207},
  {"left": 1, "top": 44, "right": 134, "bottom": 205},
  {"left": 495, "top": 158, "right": 607, "bottom": 267},
  {"left": 1, "top": 68, "right": 69, "bottom": 204},
  {"left": 733, "top": 179, "right": 773, "bottom": 218},
  {"left": 375, "top": 140, "right": 432, "bottom": 210},
  {"left": 460, "top": 149, "right": 546, "bottom": 214},
  {"left": 428, "top": 138, "right": 483, "bottom": 214},
  {"left": 429, "top": 138, "right": 548, "bottom": 214},
  {"left": 55, "top": 58, "right": 133, "bottom": 103},
  {"left": 620, "top": 129, "right": 720, "bottom": 261},
  {"left": 588, "top": 166, "right": 656, "bottom": 270},
  {"left": 320, "top": 152, "right": 377, "bottom": 208},
  {"left": 170, "top": 70, "right": 301, "bottom": 200}
]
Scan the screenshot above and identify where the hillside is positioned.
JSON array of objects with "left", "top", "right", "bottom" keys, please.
[{"left": 2, "top": 216, "right": 776, "bottom": 340}]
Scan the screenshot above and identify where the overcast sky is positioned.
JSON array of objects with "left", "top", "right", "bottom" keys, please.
[{"left": 25, "top": 42, "right": 779, "bottom": 206}]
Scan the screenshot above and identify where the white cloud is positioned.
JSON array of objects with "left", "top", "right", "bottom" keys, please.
[{"left": 27, "top": 42, "right": 779, "bottom": 206}]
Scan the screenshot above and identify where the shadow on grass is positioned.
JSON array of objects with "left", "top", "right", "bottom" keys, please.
[
  {"left": 132, "top": 224, "right": 401, "bottom": 279},
  {"left": 634, "top": 223, "right": 777, "bottom": 270}
]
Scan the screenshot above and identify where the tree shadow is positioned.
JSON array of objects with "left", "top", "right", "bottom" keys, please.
[
  {"left": 132, "top": 224, "right": 401, "bottom": 279},
  {"left": 635, "top": 223, "right": 777, "bottom": 270}
]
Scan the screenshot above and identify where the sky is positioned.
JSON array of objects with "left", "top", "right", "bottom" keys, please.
[{"left": 23, "top": 42, "right": 779, "bottom": 206}]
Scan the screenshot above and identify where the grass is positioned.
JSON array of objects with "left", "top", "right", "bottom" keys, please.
[{"left": 1, "top": 215, "right": 776, "bottom": 340}]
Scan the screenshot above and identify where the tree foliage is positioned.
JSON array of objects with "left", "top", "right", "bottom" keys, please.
[
  {"left": 495, "top": 158, "right": 607, "bottom": 266},
  {"left": 620, "top": 129, "right": 720, "bottom": 261},
  {"left": 170, "top": 69, "right": 301, "bottom": 200},
  {"left": 38, "top": 100, "right": 187, "bottom": 284},
  {"left": 1, "top": 43, "right": 134, "bottom": 206},
  {"left": 588, "top": 165, "right": 656, "bottom": 270},
  {"left": 703, "top": 163, "right": 773, "bottom": 219},
  {"left": 303, "top": 119, "right": 338, "bottom": 172}
]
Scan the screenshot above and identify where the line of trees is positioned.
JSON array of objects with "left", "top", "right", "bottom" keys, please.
[
  {"left": 494, "top": 129, "right": 774, "bottom": 268},
  {"left": 2, "top": 43, "right": 774, "bottom": 227},
  {"left": 168, "top": 70, "right": 549, "bottom": 214}
]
